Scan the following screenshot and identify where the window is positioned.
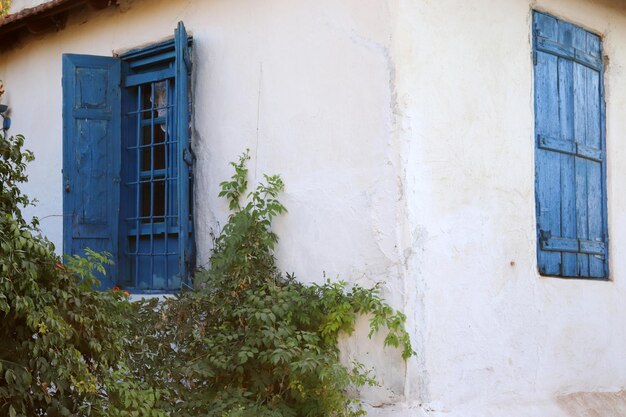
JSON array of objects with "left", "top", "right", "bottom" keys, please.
[
  {"left": 62, "top": 22, "right": 194, "bottom": 291},
  {"left": 533, "top": 11, "right": 608, "bottom": 279}
]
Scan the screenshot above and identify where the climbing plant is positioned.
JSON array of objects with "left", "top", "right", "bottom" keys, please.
[
  {"left": 1, "top": 87, "right": 414, "bottom": 416},
  {"left": 125, "top": 151, "right": 415, "bottom": 416}
]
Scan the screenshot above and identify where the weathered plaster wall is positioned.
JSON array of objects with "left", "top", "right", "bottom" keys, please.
[
  {"left": 394, "top": 0, "right": 626, "bottom": 415},
  {"left": 0, "top": 0, "right": 411, "bottom": 408},
  {"left": 0, "top": 0, "right": 402, "bottom": 287},
  {"left": 1, "top": 0, "right": 625, "bottom": 416}
]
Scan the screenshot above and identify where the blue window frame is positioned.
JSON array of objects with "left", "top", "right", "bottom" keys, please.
[
  {"left": 533, "top": 11, "right": 608, "bottom": 279},
  {"left": 62, "top": 22, "right": 194, "bottom": 291}
]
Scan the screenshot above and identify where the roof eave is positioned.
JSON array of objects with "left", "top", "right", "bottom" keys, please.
[{"left": 0, "top": 0, "right": 113, "bottom": 46}]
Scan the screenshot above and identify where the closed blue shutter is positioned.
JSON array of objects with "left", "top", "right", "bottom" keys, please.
[
  {"left": 62, "top": 54, "right": 121, "bottom": 288},
  {"left": 533, "top": 12, "right": 608, "bottom": 279},
  {"left": 175, "top": 21, "right": 194, "bottom": 280}
]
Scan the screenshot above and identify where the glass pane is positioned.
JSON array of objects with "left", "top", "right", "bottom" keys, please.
[
  {"left": 141, "top": 86, "right": 152, "bottom": 115},
  {"left": 140, "top": 180, "right": 165, "bottom": 222},
  {"left": 154, "top": 124, "right": 166, "bottom": 170},
  {"left": 140, "top": 182, "right": 151, "bottom": 222},
  {"left": 141, "top": 124, "right": 152, "bottom": 171},
  {"left": 153, "top": 179, "right": 165, "bottom": 219}
]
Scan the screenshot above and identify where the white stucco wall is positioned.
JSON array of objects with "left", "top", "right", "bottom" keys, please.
[
  {"left": 1, "top": 0, "right": 411, "bottom": 409},
  {"left": 1, "top": 0, "right": 625, "bottom": 416},
  {"left": 395, "top": 0, "right": 626, "bottom": 415}
]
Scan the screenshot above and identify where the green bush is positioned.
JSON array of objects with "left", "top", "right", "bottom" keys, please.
[
  {"left": 126, "top": 152, "right": 415, "bottom": 416},
  {"left": 1, "top": 126, "right": 414, "bottom": 416},
  {"left": 0, "top": 133, "right": 164, "bottom": 417}
]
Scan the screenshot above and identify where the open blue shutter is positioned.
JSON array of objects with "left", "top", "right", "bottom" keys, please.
[
  {"left": 175, "top": 21, "right": 194, "bottom": 281},
  {"left": 62, "top": 54, "right": 121, "bottom": 288},
  {"left": 533, "top": 12, "right": 608, "bottom": 278}
]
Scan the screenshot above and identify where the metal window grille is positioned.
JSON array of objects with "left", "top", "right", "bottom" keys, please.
[
  {"left": 118, "top": 32, "right": 193, "bottom": 292},
  {"left": 124, "top": 78, "right": 181, "bottom": 290}
]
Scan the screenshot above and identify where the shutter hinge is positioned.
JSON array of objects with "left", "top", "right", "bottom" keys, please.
[
  {"left": 183, "top": 48, "right": 192, "bottom": 73},
  {"left": 533, "top": 51, "right": 538, "bottom": 65},
  {"left": 539, "top": 229, "right": 551, "bottom": 244},
  {"left": 183, "top": 148, "right": 195, "bottom": 166}
]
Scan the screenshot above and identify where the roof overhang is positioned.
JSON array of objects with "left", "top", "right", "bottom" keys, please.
[{"left": 0, "top": 0, "right": 114, "bottom": 47}]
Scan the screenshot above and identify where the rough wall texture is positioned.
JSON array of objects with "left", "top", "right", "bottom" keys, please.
[
  {"left": 0, "top": 0, "right": 624, "bottom": 416},
  {"left": 395, "top": 0, "right": 626, "bottom": 415}
]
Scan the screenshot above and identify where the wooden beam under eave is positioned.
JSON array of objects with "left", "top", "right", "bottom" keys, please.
[
  {"left": 89, "top": 0, "right": 111, "bottom": 10},
  {"left": 0, "top": 31, "right": 21, "bottom": 51},
  {"left": 25, "top": 12, "right": 68, "bottom": 35},
  {"left": 0, "top": 0, "right": 117, "bottom": 48}
]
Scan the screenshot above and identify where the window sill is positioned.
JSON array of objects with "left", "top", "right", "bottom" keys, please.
[{"left": 128, "top": 292, "right": 177, "bottom": 302}]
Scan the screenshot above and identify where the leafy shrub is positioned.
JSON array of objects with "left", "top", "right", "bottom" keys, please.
[
  {"left": 126, "top": 152, "right": 415, "bottom": 417},
  {"left": 0, "top": 133, "right": 163, "bottom": 417},
  {"left": 1, "top": 116, "right": 414, "bottom": 416}
]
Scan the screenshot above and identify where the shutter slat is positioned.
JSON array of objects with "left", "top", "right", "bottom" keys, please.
[
  {"left": 558, "top": 57, "right": 577, "bottom": 277},
  {"left": 573, "top": 62, "right": 590, "bottom": 276},
  {"left": 175, "top": 21, "right": 194, "bottom": 282},
  {"left": 585, "top": 67, "right": 605, "bottom": 277},
  {"left": 535, "top": 51, "right": 562, "bottom": 275}
]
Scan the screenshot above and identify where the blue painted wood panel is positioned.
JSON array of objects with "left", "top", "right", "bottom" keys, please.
[
  {"left": 533, "top": 11, "right": 608, "bottom": 279},
  {"left": 535, "top": 50, "right": 562, "bottom": 276},
  {"left": 63, "top": 54, "right": 121, "bottom": 288},
  {"left": 175, "top": 21, "right": 194, "bottom": 281}
]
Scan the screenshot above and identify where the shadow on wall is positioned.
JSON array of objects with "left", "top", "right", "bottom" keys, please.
[{"left": 556, "top": 391, "right": 626, "bottom": 417}]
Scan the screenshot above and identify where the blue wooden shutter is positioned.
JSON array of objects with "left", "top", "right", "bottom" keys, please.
[
  {"left": 62, "top": 54, "right": 121, "bottom": 288},
  {"left": 175, "top": 21, "right": 194, "bottom": 280},
  {"left": 533, "top": 12, "right": 608, "bottom": 278}
]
